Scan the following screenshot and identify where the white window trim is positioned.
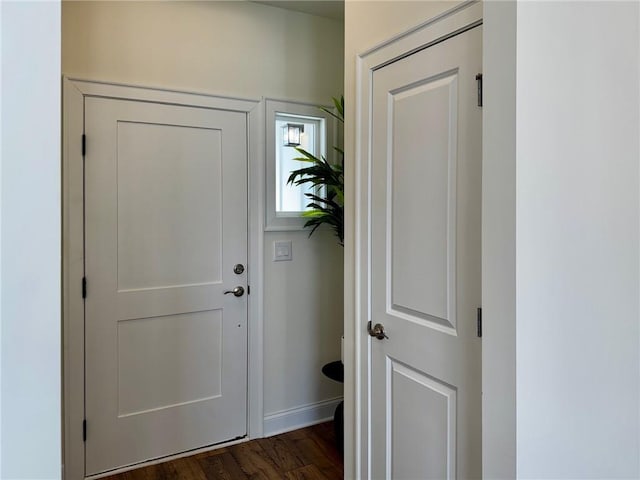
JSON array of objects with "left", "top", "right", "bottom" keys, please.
[{"left": 265, "top": 98, "right": 336, "bottom": 231}]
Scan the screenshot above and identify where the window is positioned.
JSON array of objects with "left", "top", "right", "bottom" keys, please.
[
  {"left": 265, "top": 100, "right": 334, "bottom": 230},
  {"left": 275, "top": 113, "right": 324, "bottom": 214}
]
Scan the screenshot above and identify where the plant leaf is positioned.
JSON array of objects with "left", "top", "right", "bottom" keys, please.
[{"left": 285, "top": 94, "right": 345, "bottom": 245}]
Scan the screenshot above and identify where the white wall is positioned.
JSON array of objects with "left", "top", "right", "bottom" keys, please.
[
  {"left": 0, "top": 3, "right": 4, "bottom": 474},
  {"left": 514, "top": 2, "right": 639, "bottom": 477},
  {"left": 263, "top": 230, "right": 344, "bottom": 425},
  {"left": 1, "top": 1, "right": 62, "bottom": 478},
  {"left": 62, "top": 0, "right": 344, "bottom": 434},
  {"left": 343, "top": 2, "right": 462, "bottom": 477}
]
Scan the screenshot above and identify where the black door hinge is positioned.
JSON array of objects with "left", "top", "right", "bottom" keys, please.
[
  {"left": 477, "top": 307, "right": 482, "bottom": 338},
  {"left": 82, "top": 277, "right": 87, "bottom": 299},
  {"left": 82, "top": 134, "right": 86, "bottom": 156},
  {"left": 83, "top": 419, "right": 87, "bottom": 442},
  {"left": 475, "top": 73, "right": 483, "bottom": 107}
]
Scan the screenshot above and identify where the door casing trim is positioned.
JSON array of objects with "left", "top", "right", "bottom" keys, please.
[
  {"left": 348, "top": 2, "right": 483, "bottom": 478},
  {"left": 62, "top": 78, "right": 265, "bottom": 479}
]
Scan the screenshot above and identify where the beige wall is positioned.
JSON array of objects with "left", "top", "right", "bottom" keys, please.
[
  {"left": 63, "top": 0, "right": 344, "bottom": 430},
  {"left": 343, "top": 1, "right": 462, "bottom": 476},
  {"left": 63, "top": 0, "right": 343, "bottom": 103}
]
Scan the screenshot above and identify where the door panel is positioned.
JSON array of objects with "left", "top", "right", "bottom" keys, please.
[
  {"left": 116, "top": 121, "right": 223, "bottom": 290},
  {"left": 84, "top": 97, "right": 248, "bottom": 475},
  {"left": 390, "top": 71, "right": 458, "bottom": 331},
  {"left": 116, "top": 311, "right": 223, "bottom": 417},
  {"left": 390, "top": 360, "right": 456, "bottom": 480},
  {"left": 370, "top": 26, "right": 482, "bottom": 479}
]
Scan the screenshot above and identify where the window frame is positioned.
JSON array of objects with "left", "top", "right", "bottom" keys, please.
[{"left": 265, "top": 98, "right": 336, "bottom": 231}]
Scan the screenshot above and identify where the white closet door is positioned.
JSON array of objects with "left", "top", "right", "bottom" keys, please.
[{"left": 369, "top": 25, "right": 483, "bottom": 479}]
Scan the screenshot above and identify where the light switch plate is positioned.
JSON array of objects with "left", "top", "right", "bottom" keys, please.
[{"left": 273, "top": 240, "right": 292, "bottom": 261}]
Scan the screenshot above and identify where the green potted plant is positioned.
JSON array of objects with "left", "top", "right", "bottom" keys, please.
[{"left": 287, "top": 96, "right": 344, "bottom": 246}]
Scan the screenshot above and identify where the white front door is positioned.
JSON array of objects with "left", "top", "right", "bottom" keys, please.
[
  {"left": 84, "top": 97, "right": 248, "bottom": 475},
  {"left": 369, "top": 25, "right": 482, "bottom": 479}
]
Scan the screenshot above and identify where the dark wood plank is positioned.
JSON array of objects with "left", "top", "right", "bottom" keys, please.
[
  {"left": 280, "top": 426, "right": 309, "bottom": 441},
  {"left": 101, "top": 462, "right": 164, "bottom": 480},
  {"left": 197, "top": 451, "right": 249, "bottom": 480},
  {"left": 256, "top": 436, "right": 306, "bottom": 473},
  {"left": 102, "top": 422, "right": 343, "bottom": 480},
  {"left": 160, "top": 456, "right": 207, "bottom": 480},
  {"left": 280, "top": 431, "right": 343, "bottom": 479},
  {"left": 284, "top": 464, "right": 335, "bottom": 480},
  {"left": 311, "top": 421, "right": 336, "bottom": 445},
  {"left": 192, "top": 446, "right": 229, "bottom": 460},
  {"left": 228, "top": 440, "right": 283, "bottom": 479},
  {"left": 305, "top": 425, "right": 343, "bottom": 470}
]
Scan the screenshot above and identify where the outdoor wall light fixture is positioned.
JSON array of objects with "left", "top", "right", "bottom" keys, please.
[{"left": 283, "top": 123, "right": 304, "bottom": 147}]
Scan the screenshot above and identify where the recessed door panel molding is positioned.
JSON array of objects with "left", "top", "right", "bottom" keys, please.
[
  {"left": 117, "top": 310, "right": 224, "bottom": 417},
  {"left": 368, "top": 21, "right": 483, "bottom": 480},
  {"left": 84, "top": 96, "right": 248, "bottom": 475},
  {"left": 387, "top": 358, "right": 457, "bottom": 480},
  {"left": 387, "top": 70, "right": 459, "bottom": 334},
  {"left": 116, "top": 283, "right": 223, "bottom": 321},
  {"left": 116, "top": 121, "right": 223, "bottom": 292}
]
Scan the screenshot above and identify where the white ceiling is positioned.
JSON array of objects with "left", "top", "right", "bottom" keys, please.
[{"left": 253, "top": 1, "right": 344, "bottom": 21}]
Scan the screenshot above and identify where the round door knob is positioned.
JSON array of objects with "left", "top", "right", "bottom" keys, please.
[{"left": 224, "top": 286, "right": 245, "bottom": 297}]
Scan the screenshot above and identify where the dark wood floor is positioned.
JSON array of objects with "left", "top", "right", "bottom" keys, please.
[{"left": 102, "top": 422, "right": 343, "bottom": 480}]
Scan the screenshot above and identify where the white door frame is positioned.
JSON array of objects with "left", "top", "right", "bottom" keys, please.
[
  {"left": 62, "top": 78, "right": 265, "bottom": 479},
  {"left": 347, "top": 2, "right": 482, "bottom": 478}
]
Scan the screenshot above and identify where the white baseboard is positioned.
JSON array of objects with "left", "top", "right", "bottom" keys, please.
[{"left": 263, "top": 397, "right": 343, "bottom": 437}]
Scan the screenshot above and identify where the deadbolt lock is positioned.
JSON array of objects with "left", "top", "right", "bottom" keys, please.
[{"left": 233, "top": 264, "right": 245, "bottom": 275}]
